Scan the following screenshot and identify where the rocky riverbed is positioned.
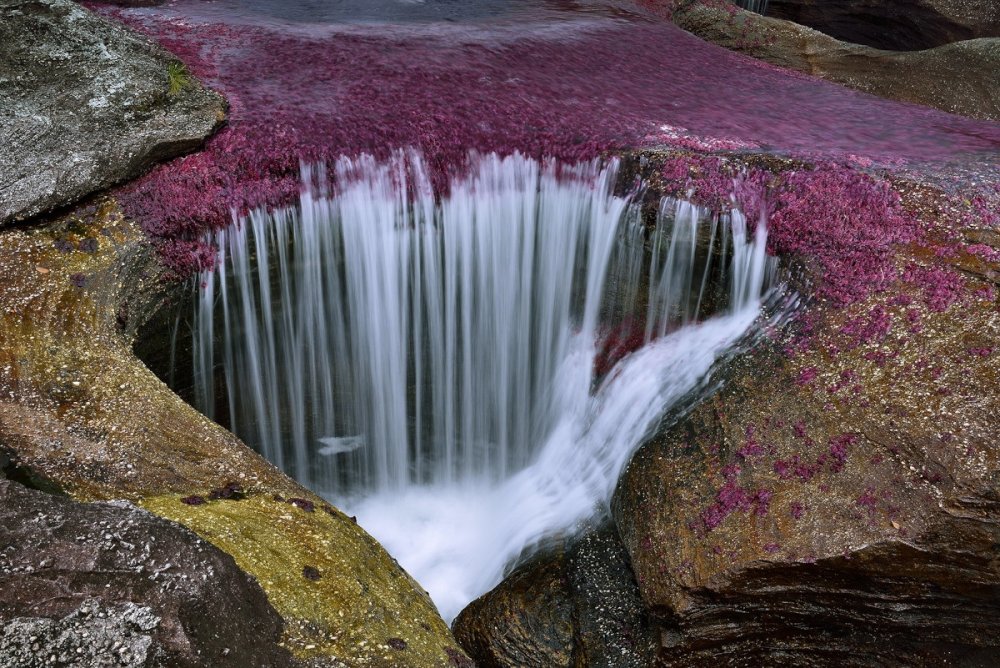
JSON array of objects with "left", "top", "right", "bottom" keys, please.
[{"left": 1, "top": 0, "right": 997, "bottom": 666}]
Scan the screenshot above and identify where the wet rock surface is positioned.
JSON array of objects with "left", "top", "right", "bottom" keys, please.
[
  {"left": 0, "top": 478, "right": 295, "bottom": 667},
  {"left": 0, "top": 0, "right": 224, "bottom": 226},
  {"left": 767, "top": 0, "right": 1000, "bottom": 51},
  {"left": 453, "top": 524, "right": 655, "bottom": 667},
  {"left": 667, "top": 1, "right": 1000, "bottom": 121},
  {"left": 454, "top": 551, "right": 576, "bottom": 667},
  {"left": 455, "top": 150, "right": 1000, "bottom": 665},
  {"left": 0, "top": 200, "right": 470, "bottom": 666}
]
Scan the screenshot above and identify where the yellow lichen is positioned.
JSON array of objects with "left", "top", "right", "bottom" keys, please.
[{"left": 141, "top": 494, "right": 460, "bottom": 665}]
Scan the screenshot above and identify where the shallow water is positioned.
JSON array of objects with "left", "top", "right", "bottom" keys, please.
[
  {"left": 96, "top": 0, "right": 997, "bottom": 622},
  {"left": 91, "top": 0, "right": 1000, "bottom": 247}
]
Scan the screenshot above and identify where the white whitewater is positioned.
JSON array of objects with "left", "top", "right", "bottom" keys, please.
[{"left": 192, "top": 152, "right": 775, "bottom": 620}]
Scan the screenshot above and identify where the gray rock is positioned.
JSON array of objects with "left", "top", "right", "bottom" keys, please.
[
  {"left": 0, "top": 479, "right": 296, "bottom": 668},
  {"left": 0, "top": 0, "right": 225, "bottom": 227},
  {"left": 1, "top": 600, "right": 159, "bottom": 668}
]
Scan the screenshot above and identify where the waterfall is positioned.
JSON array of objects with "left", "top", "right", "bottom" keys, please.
[
  {"left": 735, "top": 0, "right": 769, "bottom": 14},
  {"left": 192, "top": 151, "right": 776, "bottom": 619}
]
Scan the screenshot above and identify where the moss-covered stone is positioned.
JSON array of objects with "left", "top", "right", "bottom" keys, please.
[{"left": 0, "top": 200, "right": 468, "bottom": 666}]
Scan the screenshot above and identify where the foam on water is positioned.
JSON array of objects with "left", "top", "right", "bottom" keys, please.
[
  {"left": 344, "top": 307, "right": 760, "bottom": 619},
  {"left": 192, "top": 152, "right": 775, "bottom": 620}
]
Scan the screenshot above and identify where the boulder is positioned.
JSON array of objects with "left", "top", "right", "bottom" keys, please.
[
  {"left": 0, "top": 0, "right": 225, "bottom": 227},
  {"left": 767, "top": 0, "right": 1000, "bottom": 51},
  {"left": 0, "top": 198, "right": 470, "bottom": 666},
  {"left": 453, "top": 525, "right": 656, "bottom": 667},
  {"left": 667, "top": 1, "right": 1000, "bottom": 121},
  {"left": 455, "top": 150, "right": 1000, "bottom": 665},
  {"left": 0, "top": 478, "right": 295, "bottom": 667},
  {"left": 607, "top": 167, "right": 1000, "bottom": 663}
]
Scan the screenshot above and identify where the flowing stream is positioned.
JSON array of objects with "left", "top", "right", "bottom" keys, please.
[{"left": 191, "top": 152, "right": 775, "bottom": 619}]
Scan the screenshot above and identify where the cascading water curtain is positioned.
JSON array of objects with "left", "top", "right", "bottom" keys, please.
[
  {"left": 735, "top": 0, "right": 769, "bottom": 15},
  {"left": 191, "top": 151, "right": 778, "bottom": 618},
  {"left": 193, "top": 152, "right": 776, "bottom": 498}
]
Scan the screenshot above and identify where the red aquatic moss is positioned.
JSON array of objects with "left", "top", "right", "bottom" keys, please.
[
  {"left": 901, "top": 263, "right": 966, "bottom": 312},
  {"left": 85, "top": 1, "right": 999, "bottom": 278},
  {"left": 699, "top": 463, "right": 773, "bottom": 530},
  {"left": 660, "top": 157, "right": 923, "bottom": 307}
]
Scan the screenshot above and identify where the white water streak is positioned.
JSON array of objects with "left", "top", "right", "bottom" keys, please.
[{"left": 192, "top": 151, "right": 774, "bottom": 620}]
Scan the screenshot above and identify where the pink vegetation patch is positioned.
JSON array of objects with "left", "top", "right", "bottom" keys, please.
[
  {"left": 86, "top": 1, "right": 1000, "bottom": 278},
  {"left": 660, "top": 157, "right": 921, "bottom": 307}
]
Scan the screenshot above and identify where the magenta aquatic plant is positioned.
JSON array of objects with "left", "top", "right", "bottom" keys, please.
[{"left": 85, "top": 2, "right": 1000, "bottom": 278}]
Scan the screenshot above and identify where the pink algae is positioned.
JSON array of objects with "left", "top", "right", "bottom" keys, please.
[{"left": 84, "top": 1, "right": 1000, "bottom": 278}]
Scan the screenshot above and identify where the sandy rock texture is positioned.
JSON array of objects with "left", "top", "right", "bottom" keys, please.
[{"left": 0, "top": 478, "right": 294, "bottom": 667}]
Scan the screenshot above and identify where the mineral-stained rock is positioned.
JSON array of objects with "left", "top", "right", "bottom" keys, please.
[
  {"left": 0, "top": 478, "right": 295, "bottom": 667},
  {"left": 666, "top": 1, "right": 1000, "bottom": 121},
  {"left": 454, "top": 550, "right": 575, "bottom": 668},
  {"left": 0, "top": 0, "right": 225, "bottom": 227},
  {"left": 0, "top": 199, "right": 470, "bottom": 666},
  {"left": 611, "top": 231, "right": 1000, "bottom": 664},
  {"left": 767, "top": 0, "right": 1000, "bottom": 51},
  {"left": 453, "top": 524, "right": 655, "bottom": 668}
]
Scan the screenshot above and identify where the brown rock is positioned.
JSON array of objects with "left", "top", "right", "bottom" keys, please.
[
  {"left": 0, "top": 478, "right": 296, "bottom": 667},
  {"left": 767, "top": 0, "right": 1000, "bottom": 51},
  {"left": 611, "top": 232, "right": 1000, "bottom": 664},
  {"left": 454, "top": 525, "right": 655, "bottom": 668},
  {"left": 670, "top": 1, "right": 1000, "bottom": 120},
  {"left": 454, "top": 551, "right": 575, "bottom": 668}
]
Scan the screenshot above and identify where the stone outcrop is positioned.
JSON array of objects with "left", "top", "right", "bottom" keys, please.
[
  {"left": 613, "top": 281, "right": 1000, "bottom": 664},
  {"left": 0, "top": 478, "right": 294, "bottom": 667},
  {"left": 0, "top": 198, "right": 470, "bottom": 666},
  {"left": 0, "top": 2, "right": 471, "bottom": 663},
  {"left": 453, "top": 152, "right": 1000, "bottom": 665},
  {"left": 454, "top": 524, "right": 656, "bottom": 667},
  {"left": 0, "top": 0, "right": 225, "bottom": 226},
  {"left": 767, "top": 0, "right": 1000, "bottom": 51},
  {"left": 666, "top": 0, "right": 1000, "bottom": 121}
]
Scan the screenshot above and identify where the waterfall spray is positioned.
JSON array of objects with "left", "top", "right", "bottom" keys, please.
[{"left": 192, "top": 151, "right": 776, "bottom": 619}]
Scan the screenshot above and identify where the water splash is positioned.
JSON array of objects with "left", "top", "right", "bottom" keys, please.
[
  {"left": 192, "top": 151, "right": 775, "bottom": 619},
  {"left": 735, "top": 0, "right": 769, "bottom": 15}
]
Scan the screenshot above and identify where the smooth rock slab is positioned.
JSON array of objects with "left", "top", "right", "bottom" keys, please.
[
  {"left": 0, "top": 0, "right": 224, "bottom": 226},
  {"left": 0, "top": 478, "right": 296, "bottom": 667},
  {"left": 664, "top": 0, "right": 1000, "bottom": 121},
  {"left": 767, "top": 0, "right": 1000, "bottom": 51}
]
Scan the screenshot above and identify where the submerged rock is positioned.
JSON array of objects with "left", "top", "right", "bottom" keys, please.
[
  {"left": 0, "top": 478, "right": 295, "bottom": 667},
  {"left": 0, "top": 0, "right": 225, "bottom": 226},
  {"left": 666, "top": 0, "right": 1000, "bottom": 121}
]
